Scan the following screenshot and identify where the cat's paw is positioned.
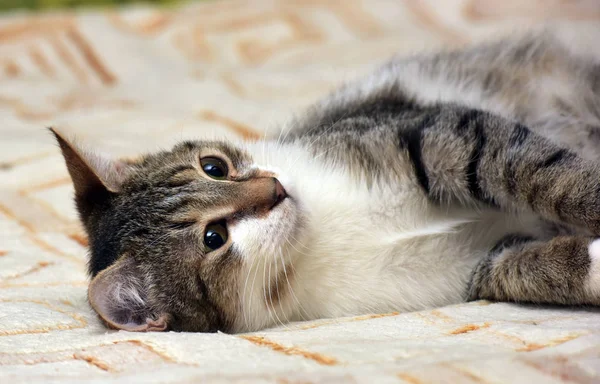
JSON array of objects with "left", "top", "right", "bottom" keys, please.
[{"left": 585, "top": 239, "right": 600, "bottom": 298}]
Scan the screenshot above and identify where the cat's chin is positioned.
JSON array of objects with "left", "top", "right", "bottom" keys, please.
[
  {"left": 229, "top": 191, "right": 302, "bottom": 258},
  {"left": 265, "top": 196, "right": 301, "bottom": 246},
  {"left": 232, "top": 196, "right": 307, "bottom": 333}
]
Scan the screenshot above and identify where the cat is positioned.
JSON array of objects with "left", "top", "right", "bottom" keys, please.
[{"left": 52, "top": 24, "right": 600, "bottom": 333}]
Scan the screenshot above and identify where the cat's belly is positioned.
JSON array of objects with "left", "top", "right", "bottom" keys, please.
[
  {"left": 292, "top": 187, "right": 547, "bottom": 320},
  {"left": 382, "top": 209, "right": 547, "bottom": 311},
  {"left": 270, "top": 145, "right": 548, "bottom": 320}
]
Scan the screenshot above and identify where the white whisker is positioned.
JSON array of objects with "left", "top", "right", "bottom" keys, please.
[
  {"left": 276, "top": 252, "right": 292, "bottom": 326},
  {"left": 247, "top": 253, "right": 262, "bottom": 330},
  {"left": 262, "top": 256, "right": 276, "bottom": 328},
  {"left": 241, "top": 248, "right": 260, "bottom": 329},
  {"left": 280, "top": 248, "right": 311, "bottom": 321},
  {"left": 267, "top": 254, "right": 289, "bottom": 330}
]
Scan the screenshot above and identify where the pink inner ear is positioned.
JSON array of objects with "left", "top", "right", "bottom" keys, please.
[
  {"left": 78, "top": 150, "right": 131, "bottom": 193},
  {"left": 87, "top": 259, "right": 168, "bottom": 332}
]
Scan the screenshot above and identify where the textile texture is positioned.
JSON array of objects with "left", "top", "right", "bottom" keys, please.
[{"left": 1, "top": 0, "right": 600, "bottom": 382}]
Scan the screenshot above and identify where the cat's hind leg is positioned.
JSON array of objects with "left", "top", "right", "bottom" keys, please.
[{"left": 467, "top": 235, "right": 600, "bottom": 306}]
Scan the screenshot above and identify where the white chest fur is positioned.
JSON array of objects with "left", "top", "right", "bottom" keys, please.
[
  {"left": 239, "top": 141, "right": 541, "bottom": 326},
  {"left": 288, "top": 167, "right": 541, "bottom": 320}
]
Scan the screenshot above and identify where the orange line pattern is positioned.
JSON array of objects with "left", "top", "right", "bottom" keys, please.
[
  {"left": 66, "top": 29, "right": 117, "bottom": 86},
  {"left": 240, "top": 335, "right": 339, "bottom": 366},
  {"left": 198, "top": 110, "right": 260, "bottom": 140},
  {"left": 49, "top": 35, "right": 89, "bottom": 83}
]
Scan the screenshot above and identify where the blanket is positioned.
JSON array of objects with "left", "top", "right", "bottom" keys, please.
[{"left": 1, "top": 0, "right": 599, "bottom": 382}]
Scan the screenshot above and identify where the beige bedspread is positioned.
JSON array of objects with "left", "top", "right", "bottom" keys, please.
[{"left": 1, "top": 0, "right": 600, "bottom": 382}]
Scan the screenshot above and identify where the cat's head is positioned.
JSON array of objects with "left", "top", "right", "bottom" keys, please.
[{"left": 51, "top": 128, "right": 304, "bottom": 333}]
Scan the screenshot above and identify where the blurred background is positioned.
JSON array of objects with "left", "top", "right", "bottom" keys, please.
[{"left": 0, "top": 0, "right": 182, "bottom": 12}]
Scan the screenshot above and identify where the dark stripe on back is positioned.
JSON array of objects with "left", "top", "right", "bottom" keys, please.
[
  {"left": 538, "top": 149, "right": 576, "bottom": 169},
  {"left": 507, "top": 124, "right": 530, "bottom": 147},
  {"left": 456, "top": 109, "right": 481, "bottom": 135},
  {"left": 329, "top": 96, "right": 420, "bottom": 126}
]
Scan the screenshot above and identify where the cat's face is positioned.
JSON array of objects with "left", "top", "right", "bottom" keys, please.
[{"left": 51, "top": 128, "right": 303, "bottom": 332}]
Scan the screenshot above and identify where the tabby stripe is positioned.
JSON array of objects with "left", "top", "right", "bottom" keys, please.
[
  {"left": 165, "top": 178, "right": 194, "bottom": 188},
  {"left": 180, "top": 141, "right": 196, "bottom": 151},
  {"left": 526, "top": 181, "right": 541, "bottom": 208},
  {"left": 196, "top": 274, "right": 225, "bottom": 332},
  {"left": 465, "top": 114, "right": 496, "bottom": 206},
  {"left": 456, "top": 109, "right": 480, "bottom": 135},
  {"left": 527, "top": 149, "right": 576, "bottom": 208},
  {"left": 399, "top": 114, "right": 435, "bottom": 195},
  {"left": 466, "top": 234, "right": 533, "bottom": 299},
  {"left": 553, "top": 188, "right": 570, "bottom": 222},
  {"left": 163, "top": 197, "right": 199, "bottom": 214},
  {"left": 489, "top": 234, "right": 534, "bottom": 255},
  {"left": 168, "top": 220, "right": 197, "bottom": 230},
  {"left": 166, "top": 165, "right": 196, "bottom": 179},
  {"left": 507, "top": 124, "right": 530, "bottom": 147},
  {"left": 538, "top": 149, "right": 575, "bottom": 168},
  {"left": 160, "top": 165, "right": 197, "bottom": 188},
  {"left": 504, "top": 124, "right": 532, "bottom": 196}
]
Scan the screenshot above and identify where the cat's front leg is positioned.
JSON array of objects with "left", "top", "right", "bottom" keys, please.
[
  {"left": 404, "top": 106, "right": 600, "bottom": 234},
  {"left": 467, "top": 234, "right": 600, "bottom": 306}
]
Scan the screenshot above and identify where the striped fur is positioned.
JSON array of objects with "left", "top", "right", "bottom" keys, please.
[{"left": 55, "top": 25, "right": 600, "bottom": 332}]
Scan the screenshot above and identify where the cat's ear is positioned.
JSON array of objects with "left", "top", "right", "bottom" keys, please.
[
  {"left": 88, "top": 257, "right": 169, "bottom": 332},
  {"left": 49, "top": 127, "right": 132, "bottom": 195}
]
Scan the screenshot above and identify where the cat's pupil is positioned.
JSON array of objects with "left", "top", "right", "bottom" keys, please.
[
  {"left": 204, "top": 230, "right": 224, "bottom": 249},
  {"left": 203, "top": 164, "right": 224, "bottom": 178},
  {"left": 203, "top": 221, "right": 228, "bottom": 251},
  {"left": 200, "top": 157, "right": 228, "bottom": 180}
]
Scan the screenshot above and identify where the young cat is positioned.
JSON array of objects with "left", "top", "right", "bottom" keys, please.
[{"left": 53, "top": 26, "right": 600, "bottom": 333}]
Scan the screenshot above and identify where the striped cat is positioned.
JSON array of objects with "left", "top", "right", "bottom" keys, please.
[{"left": 53, "top": 25, "right": 600, "bottom": 332}]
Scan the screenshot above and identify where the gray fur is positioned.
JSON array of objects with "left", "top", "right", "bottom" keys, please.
[{"left": 55, "top": 26, "right": 600, "bottom": 332}]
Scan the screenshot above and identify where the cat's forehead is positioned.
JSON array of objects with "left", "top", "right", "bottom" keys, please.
[{"left": 142, "top": 140, "right": 252, "bottom": 167}]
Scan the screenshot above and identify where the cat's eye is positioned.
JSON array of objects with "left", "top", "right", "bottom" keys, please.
[
  {"left": 200, "top": 157, "right": 228, "bottom": 180},
  {"left": 204, "top": 221, "right": 228, "bottom": 251}
]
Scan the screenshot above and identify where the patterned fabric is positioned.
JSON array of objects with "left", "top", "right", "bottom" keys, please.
[{"left": 1, "top": 0, "right": 600, "bottom": 382}]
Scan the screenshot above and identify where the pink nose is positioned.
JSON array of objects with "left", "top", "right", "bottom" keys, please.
[{"left": 273, "top": 178, "right": 287, "bottom": 208}]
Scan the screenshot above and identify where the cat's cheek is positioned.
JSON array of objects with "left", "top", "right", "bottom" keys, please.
[
  {"left": 228, "top": 219, "right": 260, "bottom": 261},
  {"left": 228, "top": 217, "right": 283, "bottom": 259}
]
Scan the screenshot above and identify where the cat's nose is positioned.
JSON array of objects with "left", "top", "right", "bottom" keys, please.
[
  {"left": 272, "top": 178, "right": 287, "bottom": 209},
  {"left": 234, "top": 177, "right": 287, "bottom": 216}
]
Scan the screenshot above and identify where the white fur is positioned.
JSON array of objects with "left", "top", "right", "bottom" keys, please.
[
  {"left": 585, "top": 239, "right": 600, "bottom": 297},
  {"left": 226, "top": 27, "right": 600, "bottom": 331},
  {"left": 229, "top": 140, "right": 544, "bottom": 332}
]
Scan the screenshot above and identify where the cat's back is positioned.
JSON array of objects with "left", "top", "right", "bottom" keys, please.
[{"left": 285, "top": 24, "right": 600, "bottom": 161}]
